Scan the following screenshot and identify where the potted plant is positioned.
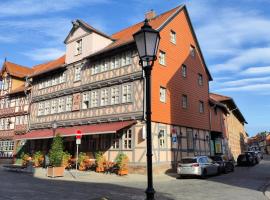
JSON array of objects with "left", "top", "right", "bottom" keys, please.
[
  {"left": 47, "top": 134, "right": 65, "bottom": 177},
  {"left": 95, "top": 151, "right": 106, "bottom": 173},
  {"left": 21, "top": 152, "right": 31, "bottom": 167},
  {"left": 115, "top": 153, "right": 129, "bottom": 176},
  {"left": 62, "top": 151, "right": 72, "bottom": 169},
  {"left": 33, "top": 151, "right": 44, "bottom": 168},
  {"left": 78, "top": 152, "right": 88, "bottom": 171}
]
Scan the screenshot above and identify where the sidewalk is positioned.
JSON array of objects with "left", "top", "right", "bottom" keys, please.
[{"left": 33, "top": 168, "right": 176, "bottom": 184}]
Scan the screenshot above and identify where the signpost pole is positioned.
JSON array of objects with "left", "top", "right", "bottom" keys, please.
[
  {"left": 75, "top": 130, "right": 82, "bottom": 179},
  {"left": 76, "top": 143, "right": 79, "bottom": 178}
]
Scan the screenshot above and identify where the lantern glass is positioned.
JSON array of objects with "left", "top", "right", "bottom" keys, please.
[{"left": 133, "top": 20, "right": 160, "bottom": 63}]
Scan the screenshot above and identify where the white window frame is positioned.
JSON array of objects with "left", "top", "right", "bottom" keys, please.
[
  {"left": 123, "top": 129, "right": 132, "bottom": 150},
  {"left": 159, "top": 51, "right": 166, "bottom": 65},
  {"left": 170, "top": 30, "right": 176, "bottom": 44},
  {"left": 74, "top": 65, "right": 82, "bottom": 81},
  {"left": 199, "top": 101, "right": 204, "bottom": 113},
  {"left": 182, "top": 95, "right": 188, "bottom": 109},
  {"left": 190, "top": 45, "right": 196, "bottom": 58},
  {"left": 100, "top": 88, "right": 109, "bottom": 106},
  {"left": 38, "top": 102, "right": 45, "bottom": 116},
  {"left": 82, "top": 92, "right": 90, "bottom": 109},
  {"left": 160, "top": 87, "right": 166, "bottom": 103},
  {"left": 44, "top": 101, "right": 51, "bottom": 115},
  {"left": 91, "top": 90, "right": 99, "bottom": 108},
  {"left": 198, "top": 73, "right": 203, "bottom": 86},
  {"left": 111, "top": 86, "right": 120, "bottom": 105},
  {"left": 122, "top": 84, "right": 132, "bottom": 103},
  {"left": 58, "top": 98, "right": 65, "bottom": 113},
  {"left": 75, "top": 39, "right": 82, "bottom": 55},
  {"left": 51, "top": 99, "right": 58, "bottom": 114},
  {"left": 182, "top": 64, "right": 187, "bottom": 78},
  {"left": 159, "top": 128, "right": 166, "bottom": 148},
  {"left": 59, "top": 72, "right": 66, "bottom": 83},
  {"left": 66, "top": 96, "right": 72, "bottom": 112}
]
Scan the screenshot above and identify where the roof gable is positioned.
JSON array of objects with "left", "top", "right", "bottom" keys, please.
[
  {"left": 64, "top": 19, "right": 113, "bottom": 44},
  {"left": 0, "top": 61, "right": 33, "bottom": 79}
]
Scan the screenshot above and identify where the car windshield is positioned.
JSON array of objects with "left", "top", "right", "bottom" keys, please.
[{"left": 181, "top": 158, "right": 197, "bottom": 164}]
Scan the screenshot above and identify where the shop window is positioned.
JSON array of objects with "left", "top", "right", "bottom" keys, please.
[{"left": 112, "top": 133, "right": 120, "bottom": 149}]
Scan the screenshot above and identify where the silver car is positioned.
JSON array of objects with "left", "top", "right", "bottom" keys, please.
[{"left": 177, "top": 156, "right": 220, "bottom": 178}]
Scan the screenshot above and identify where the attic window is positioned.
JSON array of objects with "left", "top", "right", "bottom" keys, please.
[{"left": 75, "top": 39, "right": 82, "bottom": 55}]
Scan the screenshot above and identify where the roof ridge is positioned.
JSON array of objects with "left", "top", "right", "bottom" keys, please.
[
  {"left": 33, "top": 55, "right": 65, "bottom": 69},
  {"left": 111, "top": 5, "right": 183, "bottom": 37},
  {"left": 4, "top": 61, "right": 30, "bottom": 70}
]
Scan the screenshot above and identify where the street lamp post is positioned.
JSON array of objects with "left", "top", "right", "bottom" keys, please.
[
  {"left": 133, "top": 19, "right": 160, "bottom": 200},
  {"left": 52, "top": 120, "right": 57, "bottom": 137}
]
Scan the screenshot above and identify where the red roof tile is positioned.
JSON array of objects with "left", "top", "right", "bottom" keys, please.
[
  {"left": 1, "top": 61, "right": 33, "bottom": 79},
  {"left": 30, "top": 55, "right": 66, "bottom": 77}
]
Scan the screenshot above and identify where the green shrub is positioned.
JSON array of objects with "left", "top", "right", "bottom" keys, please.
[
  {"left": 33, "top": 151, "right": 44, "bottom": 167},
  {"left": 49, "top": 134, "right": 64, "bottom": 167},
  {"left": 115, "top": 153, "right": 129, "bottom": 170}
]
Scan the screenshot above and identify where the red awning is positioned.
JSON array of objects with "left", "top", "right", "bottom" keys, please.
[{"left": 14, "top": 120, "right": 136, "bottom": 140}]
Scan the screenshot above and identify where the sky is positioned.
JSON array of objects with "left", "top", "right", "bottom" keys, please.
[{"left": 0, "top": 0, "right": 269, "bottom": 136}]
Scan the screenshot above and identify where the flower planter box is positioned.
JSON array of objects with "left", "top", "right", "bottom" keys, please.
[
  {"left": 47, "top": 166, "right": 65, "bottom": 178},
  {"left": 96, "top": 166, "right": 104, "bottom": 173},
  {"left": 118, "top": 169, "right": 128, "bottom": 176}
]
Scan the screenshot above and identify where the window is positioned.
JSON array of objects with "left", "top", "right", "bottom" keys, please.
[
  {"left": 190, "top": 45, "right": 195, "bottom": 58},
  {"left": 0, "top": 140, "right": 14, "bottom": 152},
  {"left": 74, "top": 65, "right": 81, "bottom": 81},
  {"left": 44, "top": 79, "right": 51, "bottom": 88},
  {"left": 92, "top": 63, "right": 100, "bottom": 75},
  {"left": 182, "top": 65, "right": 187, "bottom": 77},
  {"left": 121, "top": 52, "right": 131, "bottom": 67},
  {"left": 111, "top": 86, "right": 120, "bottom": 105},
  {"left": 59, "top": 72, "right": 66, "bottom": 83},
  {"left": 182, "top": 95, "right": 188, "bottom": 109},
  {"left": 115, "top": 56, "right": 120, "bottom": 68},
  {"left": 198, "top": 73, "right": 203, "bottom": 86},
  {"left": 75, "top": 39, "right": 82, "bottom": 55},
  {"left": 51, "top": 99, "right": 58, "bottom": 114},
  {"left": 39, "top": 82, "right": 44, "bottom": 89},
  {"left": 51, "top": 76, "right": 59, "bottom": 86},
  {"left": 58, "top": 98, "right": 65, "bottom": 113},
  {"left": 66, "top": 96, "right": 73, "bottom": 111},
  {"left": 38, "top": 102, "right": 44, "bottom": 116},
  {"left": 100, "top": 89, "right": 109, "bottom": 106},
  {"left": 82, "top": 92, "right": 90, "bottom": 109},
  {"left": 170, "top": 30, "right": 176, "bottom": 44},
  {"left": 160, "top": 87, "right": 166, "bottom": 103},
  {"left": 159, "top": 51, "right": 166, "bottom": 65},
  {"left": 199, "top": 101, "right": 204, "bottom": 113},
  {"left": 187, "top": 128, "right": 194, "bottom": 150},
  {"left": 110, "top": 57, "right": 116, "bottom": 69},
  {"left": 122, "top": 84, "right": 132, "bottom": 103},
  {"left": 123, "top": 129, "right": 132, "bottom": 149},
  {"left": 91, "top": 91, "right": 99, "bottom": 107},
  {"left": 159, "top": 129, "right": 166, "bottom": 148},
  {"left": 5, "top": 98, "right": 10, "bottom": 108},
  {"left": 44, "top": 101, "right": 51, "bottom": 115},
  {"left": 112, "top": 133, "right": 120, "bottom": 149}
]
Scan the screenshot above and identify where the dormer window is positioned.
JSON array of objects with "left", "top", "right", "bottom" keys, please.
[{"left": 75, "top": 39, "right": 82, "bottom": 55}]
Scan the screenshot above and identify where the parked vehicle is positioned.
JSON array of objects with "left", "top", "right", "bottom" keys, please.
[
  {"left": 245, "top": 151, "right": 260, "bottom": 164},
  {"left": 237, "top": 153, "right": 256, "bottom": 166},
  {"left": 256, "top": 151, "right": 263, "bottom": 159},
  {"left": 177, "top": 156, "right": 220, "bottom": 179},
  {"left": 210, "top": 155, "right": 234, "bottom": 173}
]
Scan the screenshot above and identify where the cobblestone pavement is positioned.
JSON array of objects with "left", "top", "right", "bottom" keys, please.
[{"left": 1, "top": 156, "right": 270, "bottom": 200}]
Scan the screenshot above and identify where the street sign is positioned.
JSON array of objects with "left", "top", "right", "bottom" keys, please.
[
  {"left": 76, "top": 130, "right": 82, "bottom": 139},
  {"left": 76, "top": 138, "right": 81, "bottom": 145}
]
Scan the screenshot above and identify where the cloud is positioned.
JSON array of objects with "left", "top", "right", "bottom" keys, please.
[
  {"left": 242, "top": 66, "right": 270, "bottom": 75},
  {"left": 23, "top": 48, "right": 65, "bottom": 62},
  {"left": 212, "top": 47, "right": 270, "bottom": 72},
  {"left": 222, "top": 76, "right": 270, "bottom": 87},
  {"left": 216, "top": 83, "right": 270, "bottom": 92},
  {"left": 0, "top": 0, "right": 111, "bottom": 17}
]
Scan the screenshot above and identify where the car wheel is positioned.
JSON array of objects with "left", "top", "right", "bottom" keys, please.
[
  {"left": 201, "top": 169, "right": 207, "bottom": 179},
  {"left": 176, "top": 175, "right": 182, "bottom": 179}
]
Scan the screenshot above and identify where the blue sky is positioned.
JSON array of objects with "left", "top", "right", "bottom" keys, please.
[{"left": 0, "top": 0, "right": 269, "bottom": 136}]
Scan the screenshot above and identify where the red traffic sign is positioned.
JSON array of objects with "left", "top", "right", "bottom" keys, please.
[{"left": 76, "top": 130, "right": 82, "bottom": 139}]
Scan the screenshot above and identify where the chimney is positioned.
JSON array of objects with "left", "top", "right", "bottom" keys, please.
[{"left": 145, "top": 9, "right": 156, "bottom": 21}]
